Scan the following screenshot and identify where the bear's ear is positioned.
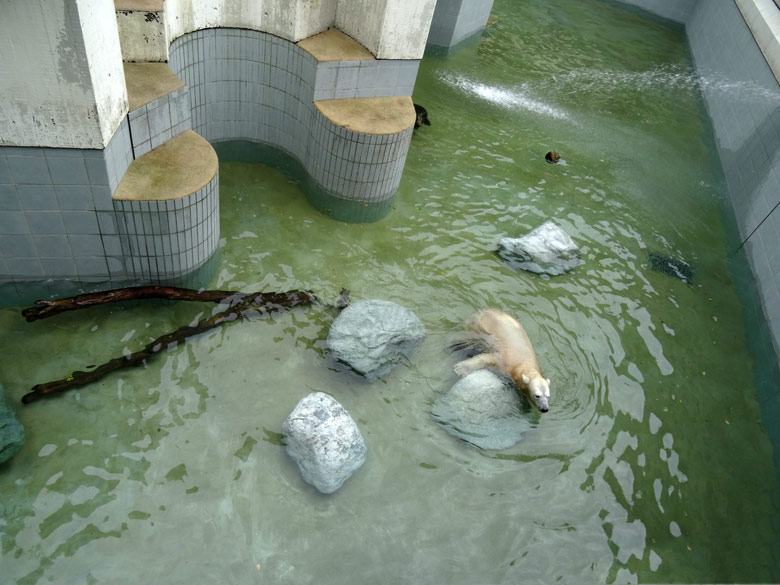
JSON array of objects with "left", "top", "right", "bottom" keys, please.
[
  {"left": 546, "top": 378, "right": 551, "bottom": 386},
  {"left": 522, "top": 373, "right": 530, "bottom": 384}
]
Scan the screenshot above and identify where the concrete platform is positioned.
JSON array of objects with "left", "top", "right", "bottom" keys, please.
[
  {"left": 315, "top": 96, "right": 416, "bottom": 135},
  {"left": 113, "top": 130, "right": 218, "bottom": 201},
  {"left": 114, "top": 0, "right": 163, "bottom": 11},
  {"left": 124, "top": 62, "right": 184, "bottom": 111},
  {"left": 297, "top": 28, "right": 375, "bottom": 62}
]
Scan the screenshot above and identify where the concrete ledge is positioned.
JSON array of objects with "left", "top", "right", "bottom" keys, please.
[
  {"left": 298, "top": 28, "right": 375, "bottom": 62},
  {"left": 314, "top": 96, "right": 416, "bottom": 135},
  {"left": 124, "top": 63, "right": 185, "bottom": 111},
  {"left": 736, "top": 0, "right": 780, "bottom": 83},
  {"left": 114, "top": 0, "right": 163, "bottom": 10},
  {"left": 113, "top": 129, "right": 217, "bottom": 201}
]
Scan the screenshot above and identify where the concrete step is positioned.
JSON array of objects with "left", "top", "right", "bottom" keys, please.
[
  {"left": 113, "top": 129, "right": 217, "bottom": 202},
  {"left": 124, "top": 62, "right": 184, "bottom": 112},
  {"left": 123, "top": 62, "right": 191, "bottom": 158},
  {"left": 298, "top": 28, "right": 375, "bottom": 62},
  {"left": 314, "top": 96, "right": 416, "bottom": 135}
]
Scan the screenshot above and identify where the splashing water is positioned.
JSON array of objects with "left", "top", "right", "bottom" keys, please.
[
  {"left": 443, "top": 64, "right": 780, "bottom": 123},
  {"left": 548, "top": 64, "right": 780, "bottom": 104},
  {"left": 440, "top": 73, "right": 573, "bottom": 121}
]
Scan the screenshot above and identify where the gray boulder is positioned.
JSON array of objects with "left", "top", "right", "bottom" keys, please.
[
  {"left": 498, "top": 220, "right": 581, "bottom": 276},
  {"left": 326, "top": 299, "right": 426, "bottom": 381},
  {"left": 432, "top": 370, "right": 530, "bottom": 450},
  {"left": 282, "top": 392, "right": 366, "bottom": 494},
  {"left": 1, "top": 383, "right": 24, "bottom": 465}
]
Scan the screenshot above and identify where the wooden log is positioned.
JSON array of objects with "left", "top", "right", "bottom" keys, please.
[
  {"left": 21, "top": 289, "right": 316, "bottom": 404},
  {"left": 21, "top": 285, "right": 253, "bottom": 322}
]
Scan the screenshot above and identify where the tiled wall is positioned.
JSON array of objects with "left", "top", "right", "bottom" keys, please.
[
  {"left": 0, "top": 119, "right": 133, "bottom": 282},
  {"left": 114, "top": 172, "right": 219, "bottom": 280},
  {"left": 614, "top": 0, "right": 697, "bottom": 23},
  {"left": 312, "top": 59, "right": 419, "bottom": 101},
  {"left": 686, "top": 0, "right": 780, "bottom": 361},
  {"left": 168, "top": 28, "right": 415, "bottom": 214},
  {"left": 427, "top": 0, "right": 495, "bottom": 48},
  {"left": 128, "top": 86, "right": 192, "bottom": 157}
]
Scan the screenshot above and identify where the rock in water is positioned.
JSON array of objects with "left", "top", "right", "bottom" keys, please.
[
  {"left": 0, "top": 383, "right": 24, "bottom": 465},
  {"left": 326, "top": 299, "right": 426, "bottom": 381},
  {"left": 283, "top": 392, "right": 367, "bottom": 494},
  {"left": 432, "top": 370, "right": 530, "bottom": 450},
  {"left": 498, "top": 220, "right": 581, "bottom": 276}
]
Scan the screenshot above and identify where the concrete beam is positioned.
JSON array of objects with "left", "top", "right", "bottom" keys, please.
[
  {"left": 0, "top": 0, "right": 126, "bottom": 149},
  {"left": 336, "top": 0, "right": 436, "bottom": 59}
]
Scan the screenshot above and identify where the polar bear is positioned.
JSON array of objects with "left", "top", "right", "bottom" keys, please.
[{"left": 453, "top": 309, "right": 551, "bottom": 413}]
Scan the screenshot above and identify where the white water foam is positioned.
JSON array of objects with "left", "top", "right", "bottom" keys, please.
[
  {"left": 549, "top": 65, "right": 780, "bottom": 104},
  {"left": 441, "top": 73, "right": 572, "bottom": 121}
]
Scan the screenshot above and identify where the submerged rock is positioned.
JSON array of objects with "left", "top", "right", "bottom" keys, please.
[
  {"left": 432, "top": 370, "right": 530, "bottom": 450},
  {"left": 326, "top": 299, "right": 426, "bottom": 381},
  {"left": 498, "top": 220, "right": 581, "bottom": 276},
  {"left": 0, "top": 383, "right": 24, "bottom": 465},
  {"left": 283, "top": 392, "right": 366, "bottom": 494}
]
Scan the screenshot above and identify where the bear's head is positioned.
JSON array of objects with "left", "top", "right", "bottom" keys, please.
[{"left": 520, "top": 373, "right": 550, "bottom": 413}]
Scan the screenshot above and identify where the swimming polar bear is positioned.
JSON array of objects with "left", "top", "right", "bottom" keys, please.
[{"left": 454, "top": 309, "right": 551, "bottom": 413}]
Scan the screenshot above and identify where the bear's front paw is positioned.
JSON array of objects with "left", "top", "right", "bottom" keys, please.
[{"left": 453, "top": 361, "right": 471, "bottom": 377}]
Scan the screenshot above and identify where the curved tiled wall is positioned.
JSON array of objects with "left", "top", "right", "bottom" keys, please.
[
  {"left": 114, "top": 172, "right": 219, "bottom": 281},
  {"left": 168, "top": 28, "right": 415, "bottom": 221}
]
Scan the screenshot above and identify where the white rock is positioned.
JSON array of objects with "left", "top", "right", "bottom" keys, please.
[
  {"left": 498, "top": 220, "right": 581, "bottom": 276},
  {"left": 432, "top": 370, "right": 530, "bottom": 450},
  {"left": 326, "top": 299, "right": 426, "bottom": 381},
  {"left": 283, "top": 392, "right": 366, "bottom": 494}
]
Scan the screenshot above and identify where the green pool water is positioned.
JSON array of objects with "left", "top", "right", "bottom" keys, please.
[{"left": 2, "top": 0, "right": 780, "bottom": 583}]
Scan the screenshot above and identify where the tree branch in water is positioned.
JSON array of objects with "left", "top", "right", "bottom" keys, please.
[
  {"left": 21, "top": 289, "right": 316, "bottom": 404},
  {"left": 21, "top": 285, "right": 259, "bottom": 322}
]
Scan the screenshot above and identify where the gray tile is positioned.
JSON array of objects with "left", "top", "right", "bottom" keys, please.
[
  {"left": 6, "top": 257, "right": 43, "bottom": 278},
  {"left": 336, "top": 65, "right": 359, "bottom": 90},
  {"left": 131, "top": 113, "right": 151, "bottom": 144},
  {"left": 40, "top": 257, "right": 78, "bottom": 278},
  {"left": 398, "top": 61, "right": 420, "bottom": 87},
  {"left": 0, "top": 158, "right": 11, "bottom": 184},
  {"left": 102, "top": 234, "right": 123, "bottom": 256},
  {"left": 25, "top": 211, "right": 65, "bottom": 235},
  {"left": 68, "top": 234, "right": 103, "bottom": 256},
  {"left": 85, "top": 157, "right": 109, "bottom": 186},
  {"left": 46, "top": 155, "right": 89, "bottom": 185},
  {"left": 92, "top": 186, "right": 114, "bottom": 211},
  {"left": 315, "top": 65, "right": 338, "bottom": 91},
  {"left": 0, "top": 184, "right": 20, "bottom": 211},
  {"left": 62, "top": 210, "right": 99, "bottom": 234},
  {"left": 106, "top": 256, "right": 127, "bottom": 276},
  {"left": 0, "top": 211, "right": 29, "bottom": 234},
  {"left": 98, "top": 211, "right": 119, "bottom": 234},
  {"left": 7, "top": 154, "right": 51, "bottom": 184},
  {"left": 34, "top": 235, "right": 71, "bottom": 257},
  {"left": 149, "top": 102, "right": 172, "bottom": 137},
  {"left": 19, "top": 184, "right": 58, "bottom": 211},
  {"left": 74, "top": 256, "right": 108, "bottom": 277},
  {"left": 0, "top": 235, "right": 36, "bottom": 257}
]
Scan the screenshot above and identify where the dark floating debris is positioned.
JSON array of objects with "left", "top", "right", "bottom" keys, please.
[
  {"left": 414, "top": 104, "right": 431, "bottom": 129},
  {"left": 545, "top": 150, "right": 560, "bottom": 164},
  {"left": 649, "top": 251, "right": 695, "bottom": 284}
]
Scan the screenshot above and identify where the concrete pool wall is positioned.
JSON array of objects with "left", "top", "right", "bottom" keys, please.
[
  {"left": 616, "top": 0, "right": 780, "bottom": 378},
  {"left": 0, "top": 0, "right": 436, "bottom": 285}
]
